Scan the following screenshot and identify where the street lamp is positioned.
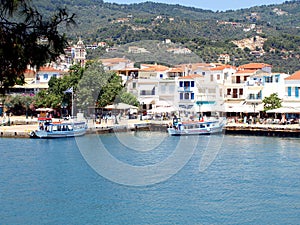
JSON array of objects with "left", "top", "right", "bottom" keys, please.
[
  {"left": 140, "top": 102, "right": 144, "bottom": 121},
  {"left": 196, "top": 101, "right": 202, "bottom": 121},
  {"left": 252, "top": 102, "right": 258, "bottom": 114}
]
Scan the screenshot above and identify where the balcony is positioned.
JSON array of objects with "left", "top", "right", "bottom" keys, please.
[
  {"left": 246, "top": 94, "right": 262, "bottom": 101},
  {"left": 178, "top": 87, "right": 193, "bottom": 92}
]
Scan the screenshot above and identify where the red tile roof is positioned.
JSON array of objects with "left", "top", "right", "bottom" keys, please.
[
  {"left": 169, "top": 68, "right": 184, "bottom": 73},
  {"left": 285, "top": 70, "right": 300, "bottom": 80},
  {"left": 100, "top": 58, "right": 130, "bottom": 63},
  {"left": 140, "top": 65, "right": 169, "bottom": 72},
  {"left": 38, "top": 66, "right": 61, "bottom": 73},
  {"left": 236, "top": 69, "right": 257, "bottom": 74},
  {"left": 178, "top": 74, "right": 202, "bottom": 80},
  {"left": 238, "top": 63, "right": 271, "bottom": 70},
  {"left": 210, "top": 65, "right": 235, "bottom": 71}
]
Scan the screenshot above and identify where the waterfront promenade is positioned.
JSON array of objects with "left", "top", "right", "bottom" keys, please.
[
  {"left": 0, "top": 116, "right": 171, "bottom": 138},
  {"left": 1, "top": 116, "right": 300, "bottom": 138}
]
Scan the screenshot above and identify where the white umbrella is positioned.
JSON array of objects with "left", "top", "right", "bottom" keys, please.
[
  {"left": 104, "top": 103, "right": 138, "bottom": 110},
  {"left": 36, "top": 108, "right": 54, "bottom": 112},
  {"left": 266, "top": 107, "right": 300, "bottom": 114},
  {"left": 148, "top": 106, "right": 178, "bottom": 114}
]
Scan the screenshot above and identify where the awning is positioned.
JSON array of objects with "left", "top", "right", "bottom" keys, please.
[
  {"left": 139, "top": 85, "right": 155, "bottom": 91},
  {"left": 140, "top": 98, "right": 157, "bottom": 105},
  {"left": 36, "top": 108, "right": 54, "bottom": 112},
  {"left": 266, "top": 107, "right": 300, "bottom": 114},
  {"left": 155, "top": 100, "right": 172, "bottom": 107},
  {"left": 148, "top": 106, "right": 178, "bottom": 114},
  {"left": 104, "top": 103, "right": 138, "bottom": 110},
  {"left": 225, "top": 103, "right": 263, "bottom": 113}
]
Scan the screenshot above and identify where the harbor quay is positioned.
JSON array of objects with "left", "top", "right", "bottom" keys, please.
[
  {"left": 1, "top": 116, "right": 300, "bottom": 138},
  {"left": 0, "top": 116, "right": 171, "bottom": 138}
]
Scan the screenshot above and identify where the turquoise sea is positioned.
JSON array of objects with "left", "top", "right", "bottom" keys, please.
[{"left": 1, "top": 132, "right": 300, "bottom": 224}]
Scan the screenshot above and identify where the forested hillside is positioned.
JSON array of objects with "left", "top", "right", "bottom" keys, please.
[{"left": 33, "top": 0, "right": 300, "bottom": 73}]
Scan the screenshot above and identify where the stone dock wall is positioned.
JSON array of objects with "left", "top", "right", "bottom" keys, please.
[{"left": 1, "top": 119, "right": 300, "bottom": 138}]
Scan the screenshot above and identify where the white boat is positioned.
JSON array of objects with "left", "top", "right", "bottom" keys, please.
[
  {"left": 30, "top": 117, "right": 88, "bottom": 138},
  {"left": 167, "top": 117, "right": 225, "bottom": 136}
]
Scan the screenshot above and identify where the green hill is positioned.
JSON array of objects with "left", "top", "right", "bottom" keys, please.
[{"left": 33, "top": 0, "right": 300, "bottom": 73}]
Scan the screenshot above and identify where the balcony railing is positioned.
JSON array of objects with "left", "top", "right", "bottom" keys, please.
[
  {"left": 246, "top": 94, "right": 262, "bottom": 100},
  {"left": 178, "top": 87, "right": 192, "bottom": 92}
]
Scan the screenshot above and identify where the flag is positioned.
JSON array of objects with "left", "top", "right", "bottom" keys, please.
[{"left": 64, "top": 87, "right": 73, "bottom": 94}]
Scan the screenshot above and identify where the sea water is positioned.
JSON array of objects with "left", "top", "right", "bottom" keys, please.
[{"left": 0, "top": 132, "right": 300, "bottom": 224}]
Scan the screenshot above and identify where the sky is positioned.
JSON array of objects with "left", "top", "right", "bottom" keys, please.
[{"left": 104, "top": 0, "right": 287, "bottom": 11}]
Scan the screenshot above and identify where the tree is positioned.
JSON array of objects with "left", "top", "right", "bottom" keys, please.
[
  {"left": 97, "top": 74, "right": 123, "bottom": 108},
  {"left": 262, "top": 93, "right": 282, "bottom": 111},
  {"left": 35, "top": 90, "right": 62, "bottom": 109},
  {"left": 76, "top": 61, "right": 121, "bottom": 113},
  {"left": 116, "top": 89, "right": 139, "bottom": 107},
  {"left": 0, "top": 0, "right": 75, "bottom": 94}
]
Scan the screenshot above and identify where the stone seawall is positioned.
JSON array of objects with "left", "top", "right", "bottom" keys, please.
[
  {"left": 1, "top": 120, "right": 300, "bottom": 138},
  {"left": 224, "top": 123, "right": 300, "bottom": 138}
]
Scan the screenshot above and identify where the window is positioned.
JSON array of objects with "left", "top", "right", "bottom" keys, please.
[
  {"left": 169, "top": 85, "right": 175, "bottom": 93},
  {"left": 210, "top": 75, "right": 214, "bottom": 82},
  {"left": 53, "top": 74, "right": 57, "bottom": 78},
  {"left": 179, "top": 81, "right": 183, "bottom": 87},
  {"left": 202, "top": 72, "right": 205, "bottom": 76},
  {"left": 160, "top": 74, "right": 163, "bottom": 78},
  {"left": 296, "top": 87, "right": 299, "bottom": 98},
  {"left": 180, "top": 93, "right": 183, "bottom": 100},
  {"left": 133, "top": 82, "right": 136, "bottom": 89},
  {"left": 152, "top": 88, "right": 155, "bottom": 95},
  {"left": 43, "top": 74, "right": 48, "bottom": 80},
  {"left": 265, "top": 76, "right": 273, "bottom": 83},
  {"left": 217, "top": 74, "right": 220, "bottom": 80},
  {"left": 191, "top": 81, "right": 195, "bottom": 87},
  {"left": 239, "top": 88, "right": 243, "bottom": 96},
  {"left": 208, "top": 88, "right": 215, "bottom": 94},
  {"left": 227, "top": 89, "right": 231, "bottom": 95},
  {"left": 184, "top": 93, "right": 189, "bottom": 100},
  {"left": 191, "top": 93, "right": 194, "bottom": 100},
  {"left": 275, "top": 75, "right": 279, "bottom": 83},
  {"left": 184, "top": 81, "right": 189, "bottom": 87},
  {"left": 288, "top": 87, "right": 292, "bottom": 97},
  {"left": 160, "top": 85, "right": 166, "bottom": 94},
  {"left": 224, "top": 72, "right": 228, "bottom": 79}
]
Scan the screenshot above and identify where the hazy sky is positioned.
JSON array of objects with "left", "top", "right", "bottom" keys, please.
[{"left": 104, "top": 0, "right": 287, "bottom": 11}]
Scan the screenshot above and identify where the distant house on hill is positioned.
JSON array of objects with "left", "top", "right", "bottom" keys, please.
[
  {"left": 100, "top": 58, "right": 134, "bottom": 71},
  {"left": 218, "top": 54, "right": 230, "bottom": 64},
  {"left": 128, "top": 46, "right": 149, "bottom": 54}
]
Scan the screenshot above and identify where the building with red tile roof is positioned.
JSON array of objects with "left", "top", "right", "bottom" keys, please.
[
  {"left": 285, "top": 70, "right": 300, "bottom": 80},
  {"left": 238, "top": 63, "right": 272, "bottom": 71}
]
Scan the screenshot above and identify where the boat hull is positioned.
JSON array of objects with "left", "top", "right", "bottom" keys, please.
[
  {"left": 30, "top": 129, "right": 87, "bottom": 138},
  {"left": 168, "top": 118, "right": 225, "bottom": 136},
  {"left": 30, "top": 118, "right": 87, "bottom": 138},
  {"left": 167, "top": 127, "right": 223, "bottom": 136}
]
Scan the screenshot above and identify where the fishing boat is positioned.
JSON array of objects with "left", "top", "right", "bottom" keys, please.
[
  {"left": 30, "top": 117, "right": 88, "bottom": 138},
  {"left": 167, "top": 117, "right": 225, "bottom": 136}
]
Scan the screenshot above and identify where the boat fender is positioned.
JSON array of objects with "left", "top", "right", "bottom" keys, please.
[{"left": 207, "top": 128, "right": 211, "bottom": 132}]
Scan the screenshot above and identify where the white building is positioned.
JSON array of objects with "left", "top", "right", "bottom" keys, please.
[{"left": 284, "top": 70, "right": 300, "bottom": 108}]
